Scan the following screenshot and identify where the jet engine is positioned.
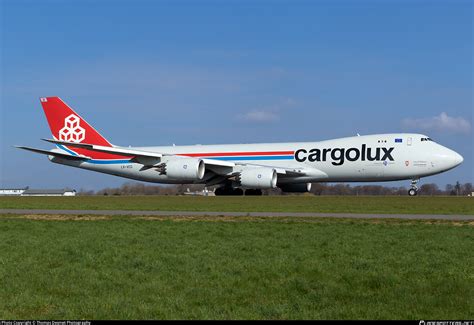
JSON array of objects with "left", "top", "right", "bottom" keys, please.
[
  {"left": 238, "top": 168, "right": 277, "bottom": 189},
  {"left": 157, "top": 158, "right": 205, "bottom": 180},
  {"left": 279, "top": 183, "right": 312, "bottom": 193}
]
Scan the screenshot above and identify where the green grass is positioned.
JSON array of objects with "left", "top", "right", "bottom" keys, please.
[
  {"left": 1, "top": 195, "right": 473, "bottom": 215},
  {"left": 0, "top": 215, "right": 472, "bottom": 319}
]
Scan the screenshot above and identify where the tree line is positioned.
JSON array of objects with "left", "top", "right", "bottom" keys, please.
[{"left": 77, "top": 181, "right": 473, "bottom": 196}]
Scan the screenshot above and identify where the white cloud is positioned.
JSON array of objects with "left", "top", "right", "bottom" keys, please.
[
  {"left": 240, "top": 110, "right": 279, "bottom": 122},
  {"left": 401, "top": 112, "right": 471, "bottom": 134},
  {"left": 237, "top": 97, "right": 297, "bottom": 123}
]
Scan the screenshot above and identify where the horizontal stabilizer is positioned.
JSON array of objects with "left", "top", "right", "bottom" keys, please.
[
  {"left": 42, "top": 138, "right": 163, "bottom": 159},
  {"left": 15, "top": 146, "right": 90, "bottom": 161}
]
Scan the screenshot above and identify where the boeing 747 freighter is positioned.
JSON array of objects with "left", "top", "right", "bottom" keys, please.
[{"left": 17, "top": 97, "right": 463, "bottom": 196}]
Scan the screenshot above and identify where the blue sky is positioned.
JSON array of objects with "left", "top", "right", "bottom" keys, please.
[{"left": 1, "top": 0, "right": 472, "bottom": 190}]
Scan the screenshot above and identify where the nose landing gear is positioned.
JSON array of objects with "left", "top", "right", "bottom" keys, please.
[{"left": 408, "top": 179, "right": 419, "bottom": 196}]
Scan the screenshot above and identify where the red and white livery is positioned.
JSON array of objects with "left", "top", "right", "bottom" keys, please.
[{"left": 17, "top": 97, "right": 463, "bottom": 196}]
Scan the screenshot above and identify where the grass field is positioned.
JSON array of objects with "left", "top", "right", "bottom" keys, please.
[
  {"left": 0, "top": 214, "right": 472, "bottom": 319},
  {"left": 1, "top": 195, "right": 473, "bottom": 215}
]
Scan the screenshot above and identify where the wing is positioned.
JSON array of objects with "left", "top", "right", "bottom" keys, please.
[
  {"left": 42, "top": 138, "right": 235, "bottom": 169},
  {"left": 38, "top": 139, "right": 327, "bottom": 184}
]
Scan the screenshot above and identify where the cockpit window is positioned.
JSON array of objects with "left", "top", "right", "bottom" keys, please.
[{"left": 421, "top": 137, "right": 434, "bottom": 142}]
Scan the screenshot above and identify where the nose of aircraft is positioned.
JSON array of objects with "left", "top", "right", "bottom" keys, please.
[
  {"left": 443, "top": 148, "right": 463, "bottom": 168},
  {"left": 433, "top": 146, "right": 463, "bottom": 171},
  {"left": 452, "top": 151, "right": 464, "bottom": 166}
]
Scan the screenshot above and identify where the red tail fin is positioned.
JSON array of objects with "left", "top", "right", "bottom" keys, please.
[
  {"left": 40, "top": 97, "right": 124, "bottom": 160},
  {"left": 40, "top": 97, "right": 111, "bottom": 146}
]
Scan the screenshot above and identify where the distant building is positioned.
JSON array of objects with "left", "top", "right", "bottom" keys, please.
[
  {"left": 183, "top": 187, "right": 215, "bottom": 196},
  {"left": 22, "top": 189, "right": 76, "bottom": 196},
  {"left": 0, "top": 187, "right": 76, "bottom": 196},
  {"left": 0, "top": 187, "right": 28, "bottom": 196}
]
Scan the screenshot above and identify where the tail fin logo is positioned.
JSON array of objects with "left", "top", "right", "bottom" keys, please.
[{"left": 59, "top": 114, "right": 85, "bottom": 143}]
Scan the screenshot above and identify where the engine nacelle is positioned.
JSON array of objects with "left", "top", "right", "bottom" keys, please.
[
  {"left": 279, "top": 183, "right": 312, "bottom": 193},
  {"left": 239, "top": 168, "right": 277, "bottom": 189},
  {"left": 164, "top": 158, "right": 205, "bottom": 180}
]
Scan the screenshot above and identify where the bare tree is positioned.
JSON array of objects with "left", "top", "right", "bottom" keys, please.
[
  {"left": 462, "top": 183, "right": 473, "bottom": 196},
  {"left": 419, "top": 183, "right": 440, "bottom": 196}
]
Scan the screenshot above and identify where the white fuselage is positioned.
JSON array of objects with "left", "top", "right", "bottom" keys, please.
[{"left": 51, "top": 133, "right": 463, "bottom": 185}]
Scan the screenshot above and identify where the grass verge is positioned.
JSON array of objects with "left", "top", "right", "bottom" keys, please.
[
  {"left": 0, "top": 215, "right": 472, "bottom": 319},
  {"left": 1, "top": 196, "right": 473, "bottom": 215}
]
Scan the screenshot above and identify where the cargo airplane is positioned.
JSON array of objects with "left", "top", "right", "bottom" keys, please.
[{"left": 17, "top": 97, "right": 464, "bottom": 196}]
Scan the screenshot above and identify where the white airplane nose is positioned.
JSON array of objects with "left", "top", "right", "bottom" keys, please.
[
  {"left": 435, "top": 147, "right": 464, "bottom": 170},
  {"left": 452, "top": 151, "right": 463, "bottom": 166}
]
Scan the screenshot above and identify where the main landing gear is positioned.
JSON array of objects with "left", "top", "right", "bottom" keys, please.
[
  {"left": 215, "top": 186, "right": 243, "bottom": 196},
  {"left": 245, "top": 189, "right": 263, "bottom": 196},
  {"left": 408, "top": 179, "right": 419, "bottom": 196},
  {"left": 214, "top": 187, "right": 263, "bottom": 196}
]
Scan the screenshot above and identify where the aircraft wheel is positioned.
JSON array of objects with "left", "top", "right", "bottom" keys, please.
[
  {"left": 215, "top": 187, "right": 234, "bottom": 196},
  {"left": 232, "top": 188, "right": 244, "bottom": 196},
  {"left": 408, "top": 188, "right": 418, "bottom": 196},
  {"left": 245, "top": 189, "right": 262, "bottom": 196}
]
